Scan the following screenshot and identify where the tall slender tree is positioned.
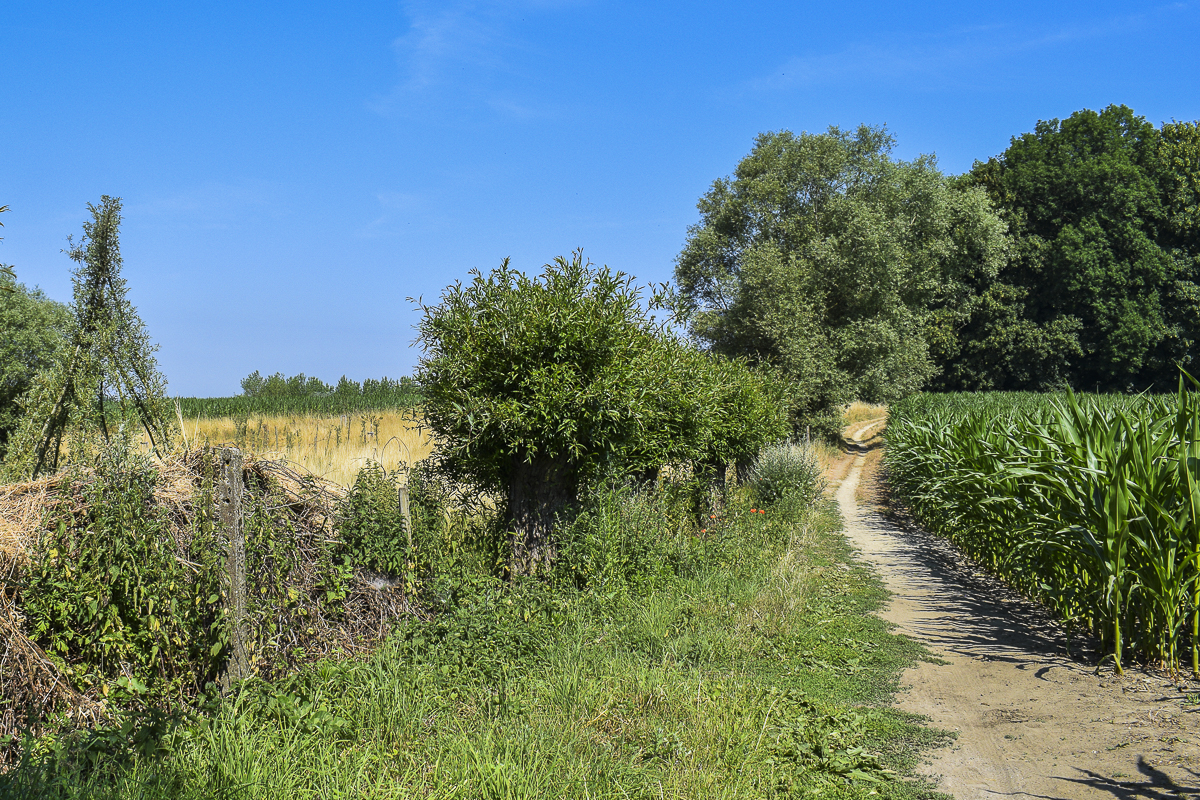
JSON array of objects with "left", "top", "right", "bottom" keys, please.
[
  {"left": 1, "top": 204, "right": 16, "bottom": 292},
  {"left": 3, "top": 196, "right": 175, "bottom": 480}
]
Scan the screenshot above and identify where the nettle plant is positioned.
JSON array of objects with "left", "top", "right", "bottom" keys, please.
[
  {"left": 413, "top": 251, "right": 791, "bottom": 576},
  {"left": 26, "top": 446, "right": 225, "bottom": 706}
]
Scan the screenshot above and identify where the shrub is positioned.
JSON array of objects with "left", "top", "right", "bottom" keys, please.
[
  {"left": 746, "top": 441, "right": 825, "bottom": 509},
  {"left": 24, "top": 446, "right": 225, "bottom": 705},
  {"left": 337, "top": 462, "right": 408, "bottom": 578},
  {"left": 553, "top": 483, "right": 693, "bottom": 594}
]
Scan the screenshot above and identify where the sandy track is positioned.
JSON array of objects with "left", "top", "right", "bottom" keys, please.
[{"left": 834, "top": 421, "right": 1200, "bottom": 799}]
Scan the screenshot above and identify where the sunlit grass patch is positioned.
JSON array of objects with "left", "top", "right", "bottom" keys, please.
[
  {"left": 0, "top": 493, "right": 949, "bottom": 799},
  {"left": 843, "top": 401, "right": 888, "bottom": 428}
]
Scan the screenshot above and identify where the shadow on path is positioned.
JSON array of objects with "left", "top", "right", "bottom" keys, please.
[
  {"left": 1019, "top": 759, "right": 1200, "bottom": 800},
  {"left": 835, "top": 434, "right": 1200, "bottom": 799},
  {"left": 849, "top": 502, "right": 1104, "bottom": 669}
]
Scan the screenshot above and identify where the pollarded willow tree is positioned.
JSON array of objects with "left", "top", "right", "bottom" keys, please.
[
  {"left": 673, "top": 125, "right": 1009, "bottom": 432},
  {"left": 413, "top": 251, "right": 789, "bottom": 575},
  {"left": 3, "top": 196, "right": 176, "bottom": 480},
  {"left": 414, "top": 253, "right": 664, "bottom": 575}
]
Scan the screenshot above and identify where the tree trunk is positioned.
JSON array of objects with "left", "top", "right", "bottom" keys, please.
[
  {"left": 695, "top": 458, "right": 727, "bottom": 521},
  {"left": 735, "top": 457, "right": 753, "bottom": 485},
  {"left": 631, "top": 464, "right": 660, "bottom": 490},
  {"left": 507, "top": 455, "right": 574, "bottom": 576}
]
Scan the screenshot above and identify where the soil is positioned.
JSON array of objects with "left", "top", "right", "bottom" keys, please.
[{"left": 834, "top": 419, "right": 1200, "bottom": 799}]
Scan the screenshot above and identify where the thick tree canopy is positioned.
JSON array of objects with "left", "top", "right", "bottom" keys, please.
[
  {"left": 939, "top": 106, "right": 1200, "bottom": 391},
  {"left": 674, "top": 125, "right": 1008, "bottom": 427}
]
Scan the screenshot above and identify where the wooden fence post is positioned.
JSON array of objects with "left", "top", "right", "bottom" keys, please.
[
  {"left": 398, "top": 484, "right": 413, "bottom": 550},
  {"left": 216, "top": 447, "right": 250, "bottom": 693}
]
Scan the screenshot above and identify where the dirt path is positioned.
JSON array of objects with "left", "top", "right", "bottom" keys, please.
[{"left": 835, "top": 420, "right": 1200, "bottom": 799}]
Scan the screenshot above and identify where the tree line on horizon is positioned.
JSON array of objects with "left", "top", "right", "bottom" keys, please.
[
  {"left": 237, "top": 370, "right": 420, "bottom": 402},
  {"left": 173, "top": 372, "right": 425, "bottom": 420}
]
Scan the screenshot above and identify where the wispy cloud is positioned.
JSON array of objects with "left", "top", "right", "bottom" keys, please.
[
  {"left": 371, "top": 0, "right": 581, "bottom": 122},
  {"left": 743, "top": 5, "right": 1192, "bottom": 95},
  {"left": 395, "top": 2, "right": 510, "bottom": 94},
  {"left": 355, "top": 190, "right": 433, "bottom": 239}
]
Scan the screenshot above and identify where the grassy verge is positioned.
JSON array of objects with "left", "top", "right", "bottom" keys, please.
[{"left": 1, "top": 492, "right": 948, "bottom": 799}]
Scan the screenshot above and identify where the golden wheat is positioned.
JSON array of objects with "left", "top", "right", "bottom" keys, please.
[{"left": 179, "top": 411, "right": 434, "bottom": 487}]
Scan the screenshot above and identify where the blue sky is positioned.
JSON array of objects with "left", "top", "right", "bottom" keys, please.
[{"left": 3, "top": 1, "right": 1198, "bottom": 396}]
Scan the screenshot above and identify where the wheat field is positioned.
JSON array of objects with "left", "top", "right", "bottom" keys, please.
[{"left": 178, "top": 411, "right": 434, "bottom": 487}]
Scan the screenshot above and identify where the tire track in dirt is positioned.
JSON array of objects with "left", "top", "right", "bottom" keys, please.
[{"left": 834, "top": 422, "right": 1200, "bottom": 799}]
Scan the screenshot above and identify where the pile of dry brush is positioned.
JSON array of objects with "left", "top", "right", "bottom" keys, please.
[{"left": 0, "top": 448, "right": 412, "bottom": 759}]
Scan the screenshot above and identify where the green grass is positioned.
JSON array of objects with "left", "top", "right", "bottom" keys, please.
[{"left": 1, "top": 497, "right": 949, "bottom": 799}]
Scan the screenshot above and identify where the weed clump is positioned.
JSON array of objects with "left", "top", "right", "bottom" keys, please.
[
  {"left": 24, "top": 445, "right": 225, "bottom": 707},
  {"left": 553, "top": 484, "right": 692, "bottom": 594},
  {"left": 745, "top": 441, "right": 825, "bottom": 510}
]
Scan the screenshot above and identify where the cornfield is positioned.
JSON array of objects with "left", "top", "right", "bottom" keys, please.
[
  {"left": 886, "top": 380, "right": 1200, "bottom": 676},
  {"left": 176, "top": 386, "right": 422, "bottom": 419}
]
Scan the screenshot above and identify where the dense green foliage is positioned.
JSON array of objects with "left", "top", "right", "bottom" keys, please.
[
  {"left": 414, "top": 251, "right": 789, "bottom": 574},
  {"left": 24, "top": 448, "right": 226, "bottom": 706},
  {"left": 675, "top": 108, "right": 1200, "bottom": 405},
  {"left": 0, "top": 279, "right": 71, "bottom": 460},
  {"left": 673, "top": 125, "right": 1008, "bottom": 432},
  {"left": 940, "top": 106, "right": 1200, "bottom": 391},
  {"left": 2, "top": 197, "right": 175, "bottom": 480},
  {"left": 14, "top": 447, "right": 379, "bottom": 718},
  {"left": 2, "top": 478, "right": 949, "bottom": 799},
  {"left": 335, "top": 462, "right": 456, "bottom": 598},
  {"left": 886, "top": 385, "right": 1200, "bottom": 675},
  {"left": 178, "top": 376, "right": 421, "bottom": 418},
  {"left": 12, "top": 448, "right": 440, "bottom": 728},
  {"left": 337, "top": 462, "right": 414, "bottom": 580}
]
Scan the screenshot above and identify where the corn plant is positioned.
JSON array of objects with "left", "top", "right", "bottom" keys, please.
[
  {"left": 886, "top": 378, "right": 1200, "bottom": 676},
  {"left": 177, "top": 380, "right": 422, "bottom": 419}
]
